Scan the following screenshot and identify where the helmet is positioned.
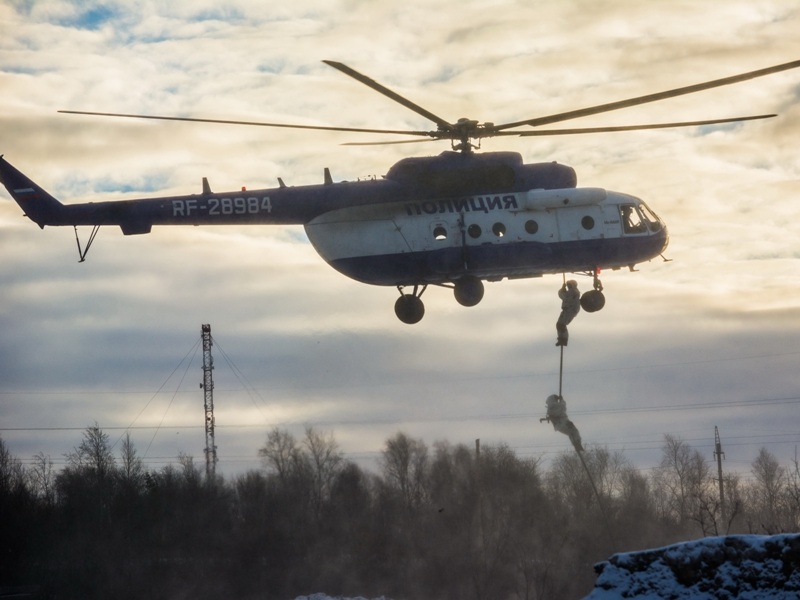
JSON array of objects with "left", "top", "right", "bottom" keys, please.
[{"left": 566, "top": 280, "right": 578, "bottom": 288}]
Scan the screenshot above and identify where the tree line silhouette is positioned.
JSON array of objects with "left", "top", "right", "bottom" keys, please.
[{"left": 1, "top": 426, "right": 799, "bottom": 599}]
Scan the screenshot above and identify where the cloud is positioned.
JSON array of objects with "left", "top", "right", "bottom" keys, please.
[{"left": 2, "top": 0, "right": 800, "bottom": 477}]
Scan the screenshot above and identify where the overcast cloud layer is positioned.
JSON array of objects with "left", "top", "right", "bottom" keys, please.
[{"left": 1, "top": 0, "right": 800, "bottom": 478}]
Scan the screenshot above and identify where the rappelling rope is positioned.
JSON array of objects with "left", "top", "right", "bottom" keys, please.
[
  {"left": 559, "top": 272, "right": 566, "bottom": 398},
  {"left": 560, "top": 344, "right": 615, "bottom": 547},
  {"left": 557, "top": 269, "right": 615, "bottom": 546},
  {"left": 576, "top": 448, "right": 617, "bottom": 547}
]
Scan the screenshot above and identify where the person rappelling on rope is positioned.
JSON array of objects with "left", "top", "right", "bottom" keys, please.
[
  {"left": 556, "top": 279, "right": 581, "bottom": 347},
  {"left": 542, "top": 394, "right": 584, "bottom": 453}
]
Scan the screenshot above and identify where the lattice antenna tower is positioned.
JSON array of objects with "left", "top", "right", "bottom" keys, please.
[{"left": 201, "top": 324, "right": 218, "bottom": 479}]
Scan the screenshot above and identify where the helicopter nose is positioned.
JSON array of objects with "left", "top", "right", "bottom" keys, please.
[{"left": 660, "top": 223, "right": 670, "bottom": 252}]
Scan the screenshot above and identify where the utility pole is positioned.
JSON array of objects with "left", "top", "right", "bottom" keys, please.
[
  {"left": 201, "top": 324, "right": 217, "bottom": 480},
  {"left": 713, "top": 425, "right": 727, "bottom": 531}
]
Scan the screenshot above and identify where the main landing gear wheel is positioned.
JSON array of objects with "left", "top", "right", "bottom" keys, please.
[
  {"left": 580, "top": 290, "right": 605, "bottom": 312},
  {"left": 580, "top": 268, "right": 605, "bottom": 313},
  {"left": 395, "top": 285, "right": 426, "bottom": 324},
  {"left": 454, "top": 276, "right": 484, "bottom": 307}
]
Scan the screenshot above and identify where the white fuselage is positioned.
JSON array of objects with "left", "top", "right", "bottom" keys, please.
[{"left": 304, "top": 187, "right": 669, "bottom": 286}]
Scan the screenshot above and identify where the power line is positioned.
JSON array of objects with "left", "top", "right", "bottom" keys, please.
[
  {"left": 2, "top": 347, "right": 799, "bottom": 397},
  {"left": 3, "top": 392, "right": 800, "bottom": 432},
  {"left": 571, "top": 397, "right": 800, "bottom": 415},
  {"left": 212, "top": 336, "right": 272, "bottom": 424},
  {"left": 143, "top": 342, "right": 201, "bottom": 458},
  {"left": 109, "top": 337, "right": 201, "bottom": 450}
]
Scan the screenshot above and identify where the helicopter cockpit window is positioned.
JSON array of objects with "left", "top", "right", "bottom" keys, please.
[
  {"left": 639, "top": 203, "right": 662, "bottom": 232},
  {"left": 620, "top": 204, "right": 648, "bottom": 235}
]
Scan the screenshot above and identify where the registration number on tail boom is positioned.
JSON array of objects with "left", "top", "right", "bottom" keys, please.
[{"left": 172, "top": 197, "right": 272, "bottom": 217}]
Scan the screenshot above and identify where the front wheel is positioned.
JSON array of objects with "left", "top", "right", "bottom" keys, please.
[{"left": 580, "top": 290, "right": 605, "bottom": 313}]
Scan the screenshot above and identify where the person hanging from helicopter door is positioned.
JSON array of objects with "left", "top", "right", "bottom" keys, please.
[
  {"left": 556, "top": 280, "right": 581, "bottom": 346},
  {"left": 542, "top": 394, "right": 584, "bottom": 453}
]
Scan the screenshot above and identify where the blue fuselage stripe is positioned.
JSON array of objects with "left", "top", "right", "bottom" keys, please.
[{"left": 328, "top": 230, "right": 669, "bottom": 286}]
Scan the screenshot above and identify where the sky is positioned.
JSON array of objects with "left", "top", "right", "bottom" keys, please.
[{"left": 1, "top": 0, "right": 800, "bottom": 481}]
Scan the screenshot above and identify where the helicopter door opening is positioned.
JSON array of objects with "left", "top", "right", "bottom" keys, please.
[{"left": 620, "top": 204, "right": 648, "bottom": 235}]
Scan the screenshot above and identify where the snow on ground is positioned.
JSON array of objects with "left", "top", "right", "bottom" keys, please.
[
  {"left": 295, "top": 595, "right": 390, "bottom": 600},
  {"left": 585, "top": 534, "right": 800, "bottom": 599}
]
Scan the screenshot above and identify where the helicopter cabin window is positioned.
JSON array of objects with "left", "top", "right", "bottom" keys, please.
[
  {"left": 620, "top": 204, "right": 648, "bottom": 235},
  {"left": 468, "top": 224, "right": 482, "bottom": 239},
  {"left": 581, "top": 216, "right": 595, "bottom": 230},
  {"left": 525, "top": 220, "right": 539, "bottom": 234},
  {"left": 433, "top": 225, "right": 448, "bottom": 240},
  {"left": 639, "top": 203, "right": 662, "bottom": 232},
  {"left": 492, "top": 222, "right": 506, "bottom": 237}
]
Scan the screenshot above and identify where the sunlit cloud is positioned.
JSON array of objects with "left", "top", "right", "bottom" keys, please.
[{"left": 2, "top": 0, "right": 800, "bottom": 477}]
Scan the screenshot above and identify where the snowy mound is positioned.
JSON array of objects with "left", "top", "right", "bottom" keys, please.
[
  {"left": 295, "top": 595, "right": 390, "bottom": 600},
  {"left": 585, "top": 534, "right": 800, "bottom": 600}
]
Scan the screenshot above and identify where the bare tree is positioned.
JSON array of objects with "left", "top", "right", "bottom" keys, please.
[
  {"left": 380, "top": 431, "right": 429, "bottom": 511},
  {"left": 616, "top": 463, "right": 659, "bottom": 546},
  {"left": 0, "top": 436, "right": 26, "bottom": 495},
  {"left": 179, "top": 452, "right": 202, "bottom": 488},
  {"left": 653, "top": 434, "right": 710, "bottom": 531},
  {"left": 258, "top": 427, "right": 303, "bottom": 481},
  {"left": 471, "top": 444, "right": 542, "bottom": 600},
  {"left": 546, "top": 446, "right": 629, "bottom": 518},
  {"left": 303, "top": 426, "right": 343, "bottom": 519},
  {"left": 548, "top": 449, "right": 593, "bottom": 515},
  {"left": 785, "top": 449, "right": 800, "bottom": 531},
  {"left": 717, "top": 472, "right": 743, "bottom": 534},
  {"left": 692, "top": 489, "right": 723, "bottom": 537},
  {"left": 692, "top": 472, "right": 744, "bottom": 536},
  {"left": 590, "top": 447, "right": 630, "bottom": 500},
  {"left": 28, "top": 452, "right": 55, "bottom": 505},
  {"left": 750, "top": 447, "right": 786, "bottom": 533},
  {"left": 65, "top": 422, "right": 116, "bottom": 479},
  {"left": 57, "top": 424, "right": 118, "bottom": 524},
  {"left": 119, "top": 433, "right": 144, "bottom": 488}
]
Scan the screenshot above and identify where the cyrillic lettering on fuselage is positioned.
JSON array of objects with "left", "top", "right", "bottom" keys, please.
[{"left": 404, "top": 194, "right": 518, "bottom": 217}]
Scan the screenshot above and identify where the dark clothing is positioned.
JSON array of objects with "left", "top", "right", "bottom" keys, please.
[{"left": 556, "top": 284, "right": 581, "bottom": 346}]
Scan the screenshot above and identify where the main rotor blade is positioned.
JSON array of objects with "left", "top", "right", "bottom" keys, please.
[
  {"left": 492, "top": 114, "right": 777, "bottom": 136},
  {"left": 58, "top": 110, "right": 434, "bottom": 137},
  {"left": 323, "top": 60, "right": 453, "bottom": 130},
  {"left": 340, "top": 139, "right": 439, "bottom": 146},
  {"left": 495, "top": 58, "right": 800, "bottom": 131}
]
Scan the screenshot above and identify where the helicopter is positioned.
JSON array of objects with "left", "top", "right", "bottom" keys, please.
[{"left": 2, "top": 59, "right": 799, "bottom": 323}]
